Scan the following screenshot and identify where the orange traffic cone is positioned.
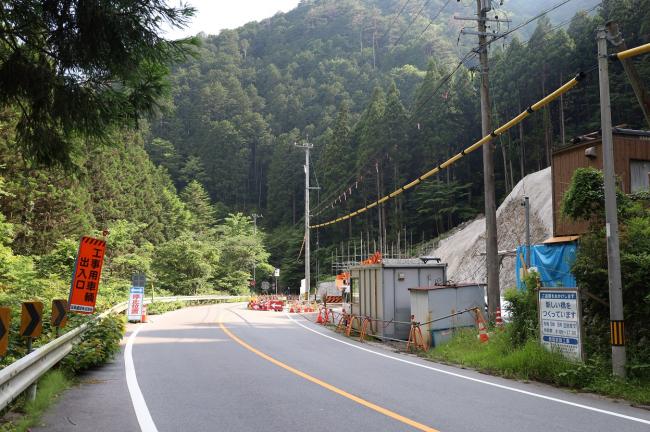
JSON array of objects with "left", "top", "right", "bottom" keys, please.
[
  {"left": 495, "top": 307, "right": 504, "bottom": 329},
  {"left": 316, "top": 308, "right": 324, "bottom": 323},
  {"left": 477, "top": 320, "right": 489, "bottom": 342},
  {"left": 141, "top": 305, "right": 148, "bottom": 323}
]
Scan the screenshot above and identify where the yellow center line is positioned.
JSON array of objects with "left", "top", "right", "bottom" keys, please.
[{"left": 218, "top": 321, "right": 440, "bottom": 432}]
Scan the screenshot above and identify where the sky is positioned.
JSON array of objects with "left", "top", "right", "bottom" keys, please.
[{"left": 164, "top": 0, "right": 301, "bottom": 39}]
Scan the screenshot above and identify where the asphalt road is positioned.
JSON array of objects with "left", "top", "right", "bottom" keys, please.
[{"left": 36, "top": 303, "right": 650, "bottom": 431}]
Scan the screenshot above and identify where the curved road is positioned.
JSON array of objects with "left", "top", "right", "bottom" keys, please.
[{"left": 36, "top": 303, "right": 650, "bottom": 431}]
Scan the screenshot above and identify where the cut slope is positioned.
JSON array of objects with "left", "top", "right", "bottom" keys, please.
[{"left": 430, "top": 167, "right": 553, "bottom": 290}]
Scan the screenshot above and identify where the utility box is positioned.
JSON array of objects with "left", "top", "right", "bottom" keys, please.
[
  {"left": 349, "top": 258, "right": 447, "bottom": 341},
  {"left": 409, "top": 283, "right": 485, "bottom": 347}
]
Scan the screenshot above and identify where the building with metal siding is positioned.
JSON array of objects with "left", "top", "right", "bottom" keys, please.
[
  {"left": 552, "top": 128, "right": 650, "bottom": 237},
  {"left": 409, "top": 283, "right": 485, "bottom": 347},
  {"left": 349, "top": 258, "right": 447, "bottom": 341}
]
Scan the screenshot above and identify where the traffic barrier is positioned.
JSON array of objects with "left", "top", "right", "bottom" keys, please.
[
  {"left": 495, "top": 307, "right": 504, "bottom": 329},
  {"left": 407, "top": 315, "right": 428, "bottom": 351},
  {"left": 473, "top": 309, "right": 489, "bottom": 343},
  {"left": 359, "top": 317, "right": 372, "bottom": 342},
  {"left": 324, "top": 295, "right": 343, "bottom": 304},
  {"left": 345, "top": 315, "right": 362, "bottom": 337},
  {"left": 336, "top": 311, "right": 349, "bottom": 333}
]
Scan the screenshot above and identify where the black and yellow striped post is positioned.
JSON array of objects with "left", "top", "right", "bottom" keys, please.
[{"left": 610, "top": 320, "right": 625, "bottom": 346}]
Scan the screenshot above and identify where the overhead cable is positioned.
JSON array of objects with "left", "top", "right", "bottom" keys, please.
[
  {"left": 379, "top": 0, "right": 412, "bottom": 43},
  {"left": 488, "top": 0, "right": 575, "bottom": 45},
  {"left": 310, "top": 71, "right": 588, "bottom": 229},
  {"left": 414, "top": 0, "right": 453, "bottom": 42},
  {"left": 390, "top": 0, "right": 434, "bottom": 51}
]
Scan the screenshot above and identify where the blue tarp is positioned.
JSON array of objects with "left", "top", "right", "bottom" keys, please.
[{"left": 515, "top": 242, "right": 577, "bottom": 289}]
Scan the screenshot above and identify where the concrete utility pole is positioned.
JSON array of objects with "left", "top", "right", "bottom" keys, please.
[
  {"left": 477, "top": 0, "right": 499, "bottom": 321},
  {"left": 597, "top": 28, "right": 627, "bottom": 378},
  {"left": 251, "top": 213, "right": 262, "bottom": 290},
  {"left": 296, "top": 142, "right": 314, "bottom": 301},
  {"left": 522, "top": 196, "right": 531, "bottom": 268}
]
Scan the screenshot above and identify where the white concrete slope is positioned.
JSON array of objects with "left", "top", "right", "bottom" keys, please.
[{"left": 430, "top": 167, "right": 553, "bottom": 290}]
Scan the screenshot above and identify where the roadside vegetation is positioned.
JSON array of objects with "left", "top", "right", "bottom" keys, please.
[
  {"left": 0, "top": 370, "right": 72, "bottom": 432},
  {"left": 427, "top": 168, "right": 650, "bottom": 404}
]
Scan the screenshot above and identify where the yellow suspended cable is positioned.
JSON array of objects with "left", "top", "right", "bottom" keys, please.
[
  {"left": 611, "top": 42, "right": 650, "bottom": 60},
  {"left": 310, "top": 72, "right": 586, "bottom": 229}
]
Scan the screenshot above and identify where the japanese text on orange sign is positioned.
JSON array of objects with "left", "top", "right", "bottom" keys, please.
[{"left": 68, "top": 236, "right": 106, "bottom": 314}]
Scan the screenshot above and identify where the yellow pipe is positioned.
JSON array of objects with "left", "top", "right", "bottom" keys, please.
[
  {"left": 493, "top": 111, "right": 530, "bottom": 135},
  {"left": 531, "top": 78, "right": 579, "bottom": 111},
  {"left": 419, "top": 167, "right": 440, "bottom": 181},
  {"left": 440, "top": 153, "right": 463, "bottom": 169},
  {"left": 615, "top": 42, "right": 650, "bottom": 60},
  {"left": 402, "top": 178, "right": 421, "bottom": 190},
  {"left": 309, "top": 74, "right": 583, "bottom": 229}
]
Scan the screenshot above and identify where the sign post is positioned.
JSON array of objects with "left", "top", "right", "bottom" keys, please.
[
  {"left": 68, "top": 236, "right": 107, "bottom": 314},
  {"left": 20, "top": 301, "right": 43, "bottom": 400},
  {"left": 128, "top": 273, "right": 146, "bottom": 322},
  {"left": 539, "top": 288, "right": 583, "bottom": 361},
  {"left": 274, "top": 268, "right": 280, "bottom": 296}
]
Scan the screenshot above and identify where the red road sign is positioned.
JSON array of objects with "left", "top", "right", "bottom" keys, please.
[{"left": 68, "top": 236, "right": 106, "bottom": 314}]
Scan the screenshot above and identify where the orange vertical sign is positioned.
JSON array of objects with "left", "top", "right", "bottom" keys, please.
[{"left": 68, "top": 236, "right": 107, "bottom": 314}]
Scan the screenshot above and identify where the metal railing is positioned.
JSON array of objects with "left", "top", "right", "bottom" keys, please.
[{"left": 0, "top": 295, "right": 246, "bottom": 411}]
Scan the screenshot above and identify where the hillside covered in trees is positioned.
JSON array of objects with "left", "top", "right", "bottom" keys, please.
[{"left": 148, "top": 0, "right": 650, "bottom": 288}]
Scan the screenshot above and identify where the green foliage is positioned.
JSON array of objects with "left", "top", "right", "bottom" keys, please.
[
  {"left": 427, "top": 328, "right": 650, "bottom": 404},
  {"left": 571, "top": 200, "right": 650, "bottom": 378},
  {"left": 561, "top": 168, "right": 628, "bottom": 222},
  {"left": 146, "top": 300, "right": 185, "bottom": 315},
  {"left": 61, "top": 314, "right": 125, "bottom": 374},
  {"left": 0, "top": 370, "right": 72, "bottom": 432},
  {"left": 0, "top": 0, "right": 196, "bottom": 167},
  {"left": 152, "top": 233, "right": 220, "bottom": 295},
  {"left": 503, "top": 272, "right": 540, "bottom": 347}
]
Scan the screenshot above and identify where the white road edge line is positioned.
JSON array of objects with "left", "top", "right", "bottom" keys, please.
[
  {"left": 286, "top": 312, "right": 650, "bottom": 425},
  {"left": 125, "top": 325, "right": 159, "bottom": 432}
]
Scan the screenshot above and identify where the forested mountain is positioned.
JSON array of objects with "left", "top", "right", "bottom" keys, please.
[{"left": 147, "top": 0, "right": 650, "bottom": 288}]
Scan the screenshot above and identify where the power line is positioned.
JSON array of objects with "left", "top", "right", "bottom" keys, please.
[
  {"left": 379, "top": 0, "right": 412, "bottom": 43},
  {"left": 414, "top": 0, "right": 453, "bottom": 42},
  {"left": 488, "top": 0, "right": 576, "bottom": 46},
  {"left": 519, "top": 2, "right": 602, "bottom": 48},
  {"left": 389, "top": 0, "right": 434, "bottom": 51},
  {"left": 311, "top": 71, "right": 590, "bottom": 229},
  {"left": 409, "top": 49, "right": 477, "bottom": 120}
]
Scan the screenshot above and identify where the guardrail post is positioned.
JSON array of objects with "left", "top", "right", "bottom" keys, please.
[{"left": 26, "top": 337, "right": 37, "bottom": 401}]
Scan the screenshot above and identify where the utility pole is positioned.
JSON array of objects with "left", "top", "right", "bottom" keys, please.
[
  {"left": 477, "top": 0, "right": 499, "bottom": 321},
  {"left": 522, "top": 196, "right": 530, "bottom": 268},
  {"left": 597, "top": 27, "right": 626, "bottom": 377},
  {"left": 251, "top": 213, "right": 262, "bottom": 291},
  {"left": 296, "top": 141, "right": 314, "bottom": 301},
  {"left": 457, "top": 2, "right": 505, "bottom": 320}
]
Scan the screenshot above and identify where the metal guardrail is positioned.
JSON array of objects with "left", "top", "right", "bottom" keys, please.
[{"left": 0, "top": 295, "right": 246, "bottom": 411}]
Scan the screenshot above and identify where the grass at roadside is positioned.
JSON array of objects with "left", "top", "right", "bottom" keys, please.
[
  {"left": 0, "top": 370, "right": 72, "bottom": 432},
  {"left": 425, "top": 328, "right": 650, "bottom": 405}
]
